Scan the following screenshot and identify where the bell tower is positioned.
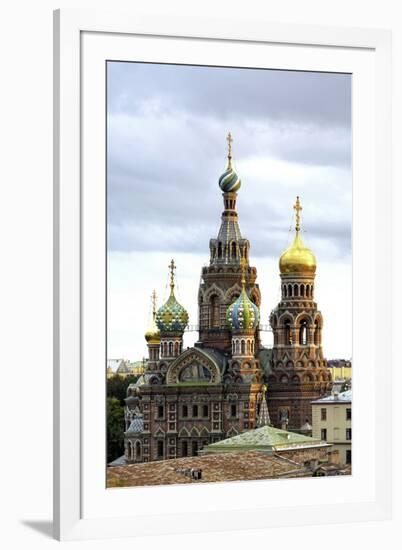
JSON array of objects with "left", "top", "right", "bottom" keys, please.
[
  {"left": 268, "top": 197, "right": 332, "bottom": 430},
  {"left": 197, "top": 134, "right": 261, "bottom": 351}
]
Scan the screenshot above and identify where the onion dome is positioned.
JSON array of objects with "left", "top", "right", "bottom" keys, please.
[
  {"left": 279, "top": 196, "right": 317, "bottom": 275},
  {"left": 218, "top": 132, "right": 241, "bottom": 193},
  {"left": 144, "top": 290, "right": 160, "bottom": 344},
  {"left": 156, "top": 259, "right": 189, "bottom": 333},
  {"left": 227, "top": 260, "right": 259, "bottom": 331}
]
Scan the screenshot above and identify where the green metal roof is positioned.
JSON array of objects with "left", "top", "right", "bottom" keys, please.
[{"left": 202, "top": 425, "right": 328, "bottom": 455}]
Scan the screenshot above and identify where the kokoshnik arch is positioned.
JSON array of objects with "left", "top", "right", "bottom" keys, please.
[{"left": 123, "top": 134, "right": 332, "bottom": 464}]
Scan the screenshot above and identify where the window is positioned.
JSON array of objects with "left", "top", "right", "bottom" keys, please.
[
  {"left": 157, "top": 405, "right": 164, "bottom": 419},
  {"left": 346, "top": 449, "right": 352, "bottom": 464},
  {"left": 157, "top": 440, "right": 164, "bottom": 458},
  {"left": 284, "top": 320, "right": 291, "bottom": 345},
  {"left": 346, "top": 408, "right": 352, "bottom": 420},
  {"left": 321, "top": 408, "right": 327, "bottom": 421},
  {"left": 182, "top": 441, "right": 188, "bottom": 457},
  {"left": 211, "top": 296, "right": 220, "bottom": 328},
  {"left": 346, "top": 428, "right": 352, "bottom": 441},
  {"left": 192, "top": 404, "right": 198, "bottom": 417},
  {"left": 202, "top": 404, "right": 209, "bottom": 417},
  {"left": 230, "top": 404, "right": 237, "bottom": 417},
  {"left": 182, "top": 404, "right": 188, "bottom": 417},
  {"left": 321, "top": 428, "right": 327, "bottom": 440},
  {"left": 192, "top": 441, "right": 198, "bottom": 456},
  {"left": 299, "top": 319, "right": 308, "bottom": 345}
]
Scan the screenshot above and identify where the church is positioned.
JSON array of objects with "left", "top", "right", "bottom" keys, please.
[{"left": 123, "top": 134, "right": 332, "bottom": 464}]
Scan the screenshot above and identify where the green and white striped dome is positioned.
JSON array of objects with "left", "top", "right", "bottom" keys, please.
[{"left": 219, "top": 132, "right": 241, "bottom": 193}]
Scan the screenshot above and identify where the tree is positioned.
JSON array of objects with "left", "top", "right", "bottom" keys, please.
[
  {"left": 107, "top": 374, "right": 138, "bottom": 405},
  {"left": 107, "top": 396, "right": 125, "bottom": 463}
]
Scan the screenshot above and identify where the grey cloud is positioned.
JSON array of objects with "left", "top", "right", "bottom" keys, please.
[
  {"left": 107, "top": 62, "right": 351, "bottom": 128},
  {"left": 107, "top": 62, "right": 351, "bottom": 261}
]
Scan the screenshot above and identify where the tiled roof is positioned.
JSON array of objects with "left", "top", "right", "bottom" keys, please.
[
  {"left": 107, "top": 451, "right": 308, "bottom": 488},
  {"left": 202, "top": 425, "right": 328, "bottom": 454},
  {"left": 126, "top": 416, "right": 144, "bottom": 434}
]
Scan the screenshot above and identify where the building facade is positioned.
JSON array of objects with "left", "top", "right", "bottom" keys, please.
[
  {"left": 311, "top": 390, "right": 352, "bottom": 465},
  {"left": 123, "top": 135, "right": 332, "bottom": 464}
]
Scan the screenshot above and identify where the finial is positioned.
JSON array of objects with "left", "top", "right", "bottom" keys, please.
[
  {"left": 168, "top": 259, "right": 176, "bottom": 294},
  {"left": 240, "top": 256, "right": 247, "bottom": 288},
  {"left": 151, "top": 289, "right": 157, "bottom": 317},
  {"left": 226, "top": 132, "right": 233, "bottom": 169},
  {"left": 293, "top": 196, "right": 302, "bottom": 232}
]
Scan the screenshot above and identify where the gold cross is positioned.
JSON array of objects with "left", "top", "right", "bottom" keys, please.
[
  {"left": 169, "top": 259, "right": 176, "bottom": 291},
  {"left": 226, "top": 132, "right": 233, "bottom": 167},
  {"left": 293, "top": 196, "right": 302, "bottom": 232},
  {"left": 240, "top": 256, "right": 247, "bottom": 287},
  {"left": 151, "top": 289, "right": 157, "bottom": 316}
]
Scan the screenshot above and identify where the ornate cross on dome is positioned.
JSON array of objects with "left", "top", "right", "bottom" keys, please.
[
  {"left": 169, "top": 259, "right": 176, "bottom": 292},
  {"left": 151, "top": 289, "right": 157, "bottom": 317},
  {"left": 240, "top": 256, "right": 247, "bottom": 287},
  {"left": 226, "top": 132, "right": 233, "bottom": 167},
  {"left": 294, "top": 196, "right": 302, "bottom": 232}
]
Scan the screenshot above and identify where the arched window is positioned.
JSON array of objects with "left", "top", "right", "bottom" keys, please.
[
  {"left": 210, "top": 295, "right": 220, "bottom": 328},
  {"left": 241, "top": 340, "right": 246, "bottom": 354},
  {"left": 284, "top": 319, "right": 291, "bottom": 345},
  {"left": 294, "top": 284, "right": 299, "bottom": 297},
  {"left": 235, "top": 340, "right": 240, "bottom": 355},
  {"left": 314, "top": 320, "right": 320, "bottom": 346},
  {"left": 306, "top": 285, "right": 310, "bottom": 298},
  {"left": 301, "top": 284, "right": 305, "bottom": 297},
  {"left": 218, "top": 242, "right": 222, "bottom": 258},
  {"left": 247, "top": 340, "right": 251, "bottom": 354},
  {"left": 135, "top": 441, "right": 141, "bottom": 462},
  {"left": 174, "top": 341, "right": 179, "bottom": 356},
  {"left": 299, "top": 319, "right": 308, "bottom": 345},
  {"left": 168, "top": 341, "right": 173, "bottom": 356},
  {"left": 231, "top": 242, "right": 237, "bottom": 259},
  {"left": 283, "top": 285, "right": 287, "bottom": 298}
]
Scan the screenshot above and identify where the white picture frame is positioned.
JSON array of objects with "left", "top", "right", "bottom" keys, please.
[{"left": 53, "top": 8, "right": 392, "bottom": 541}]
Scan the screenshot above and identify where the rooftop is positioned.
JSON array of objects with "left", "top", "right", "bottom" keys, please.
[
  {"left": 201, "top": 425, "right": 329, "bottom": 455},
  {"left": 311, "top": 389, "right": 352, "bottom": 404},
  {"left": 107, "top": 451, "right": 310, "bottom": 488}
]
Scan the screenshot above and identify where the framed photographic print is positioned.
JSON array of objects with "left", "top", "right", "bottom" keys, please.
[{"left": 54, "top": 9, "right": 392, "bottom": 541}]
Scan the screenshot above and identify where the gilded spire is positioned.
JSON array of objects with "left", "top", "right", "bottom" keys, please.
[
  {"left": 293, "top": 195, "right": 302, "bottom": 232},
  {"left": 226, "top": 132, "right": 233, "bottom": 169},
  {"left": 279, "top": 196, "right": 317, "bottom": 275},
  {"left": 168, "top": 259, "right": 176, "bottom": 294},
  {"left": 151, "top": 289, "right": 157, "bottom": 318},
  {"left": 144, "top": 289, "right": 160, "bottom": 344}
]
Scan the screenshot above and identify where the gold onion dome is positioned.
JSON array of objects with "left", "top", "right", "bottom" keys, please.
[
  {"left": 218, "top": 132, "right": 241, "bottom": 193},
  {"left": 144, "top": 290, "right": 160, "bottom": 344},
  {"left": 279, "top": 196, "right": 317, "bottom": 275},
  {"left": 156, "top": 260, "right": 189, "bottom": 333},
  {"left": 226, "top": 260, "right": 259, "bottom": 331}
]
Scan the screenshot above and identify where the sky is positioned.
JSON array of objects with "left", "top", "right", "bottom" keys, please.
[{"left": 107, "top": 62, "right": 352, "bottom": 362}]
